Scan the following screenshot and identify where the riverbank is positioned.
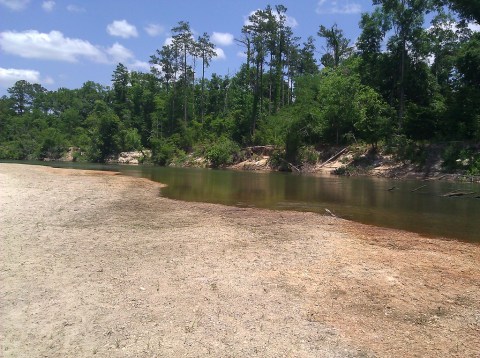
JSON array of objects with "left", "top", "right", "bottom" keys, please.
[
  {"left": 1, "top": 163, "right": 479, "bottom": 357},
  {"left": 229, "top": 144, "right": 480, "bottom": 183}
]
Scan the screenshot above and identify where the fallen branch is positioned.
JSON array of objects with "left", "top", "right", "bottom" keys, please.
[
  {"left": 319, "top": 147, "right": 348, "bottom": 168},
  {"left": 442, "top": 191, "right": 476, "bottom": 197},
  {"left": 411, "top": 185, "right": 427, "bottom": 192}
]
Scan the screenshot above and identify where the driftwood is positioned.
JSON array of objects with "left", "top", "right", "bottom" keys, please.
[
  {"left": 442, "top": 191, "right": 476, "bottom": 197},
  {"left": 319, "top": 147, "right": 348, "bottom": 168},
  {"left": 411, "top": 185, "right": 427, "bottom": 192},
  {"left": 388, "top": 186, "right": 397, "bottom": 191}
]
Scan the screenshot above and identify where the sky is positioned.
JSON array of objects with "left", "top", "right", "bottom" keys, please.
[{"left": 0, "top": 0, "right": 378, "bottom": 94}]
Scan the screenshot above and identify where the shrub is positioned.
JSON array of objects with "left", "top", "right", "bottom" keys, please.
[
  {"left": 387, "top": 134, "right": 426, "bottom": 165},
  {"left": 299, "top": 145, "right": 319, "bottom": 165},
  {"left": 120, "top": 128, "right": 142, "bottom": 151},
  {"left": 150, "top": 138, "right": 177, "bottom": 166},
  {"left": 441, "top": 143, "right": 480, "bottom": 174},
  {"left": 38, "top": 128, "right": 66, "bottom": 160},
  {"left": 468, "top": 156, "right": 480, "bottom": 176},
  {"left": 205, "top": 137, "right": 239, "bottom": 168}
]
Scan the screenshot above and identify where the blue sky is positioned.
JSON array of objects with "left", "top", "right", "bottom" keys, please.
[{"left": 0, "top": 0, "right": 376, "bottom": 94}]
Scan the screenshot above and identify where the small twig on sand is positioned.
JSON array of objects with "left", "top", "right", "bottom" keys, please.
[{"left": 325, "top": 208, "right": 336, "bottom": 217}]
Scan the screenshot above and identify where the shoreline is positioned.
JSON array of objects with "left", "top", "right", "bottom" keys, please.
[{"left": 1, "top": 163, "right": 479, "bottom": 357}]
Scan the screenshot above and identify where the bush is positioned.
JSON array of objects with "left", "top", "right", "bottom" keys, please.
[
  {"left": 150, "top": 138, "right": 177, "bottom": 166},
  {"left": 299, "top": 145, "right": 319, "bottom": 164},
  {"left": 120, "top": 128, "right": 142, "bottom": 151},
  {"left": 0, "top": 141, "right": 26, "bottom": 160},
  {"left": 268, "top": 149, "right": 289, "bottom": 171},
  {"left": 205, "top": 137, "right": 240, "bottom": 168},
  {"left": 441, "top": 143, "right": 464, "bottom": 171},
  {"left": 387, "top": 134, "right": 426, "bottom": 165},
  {"left": 468, "top": 156, "right": 480, "bottom": 176},
  {"left": 38, "top": 128, "right": 66, "bottom": 160},
  {"left": 442, "top": 143, "right": 480, "bottom": 174}
]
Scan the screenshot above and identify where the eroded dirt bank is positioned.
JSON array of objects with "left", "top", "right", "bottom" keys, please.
[{"left": 1, "top": 163, "right": 479, "bottom": 357}]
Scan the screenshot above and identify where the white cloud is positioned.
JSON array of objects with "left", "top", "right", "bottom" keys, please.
[
  {"left": 213, "top": 48, "right": 226, "bottom": 60},
  {"left": 145, "top": 24, "right": 164, "bottom": 37},
  {"left": 0, "top": 30, "right": 148, "bottom": 72},
  {"left": 0, "top": 30, "right": 108, "bottom": 63},
  {"left": 107, "top": 20, "right": 138, "bottom": 39},
  {"left": 164, "top": 37, "right": 173, "bottom": 46},
  {"left": 42, "top": 0, "right": 54, "bottom": 12},
  {"left": 105, "top": 44, "right": 148, "bottom": 71},
  {"left": 468, "top": 23, "right": 480, "bottom": 32},
  {"left": 0, "top": 67, "right": 54, "bottom": 88},
  {"left": 212, "top": 32, "right": 234, "bottom": 46},
  {"left": 0, "top": 67, "right": 40, "bottom": 87},
  {"left": 106, "top": 42, "right": 134, "bottom": 63},
  {"left": 0, "top": 0, "right": 30, "bottom": 11},
  {"left": 316, "top": 0, "right": 361, "bottom": 14},
  {"left": 130, "top": 60, "right": 150, "bottom": 71},
  {"left": 66, "top": 4, "right": 85, "bottom": 13}
]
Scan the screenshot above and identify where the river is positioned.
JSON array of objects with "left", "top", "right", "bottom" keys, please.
[{"left": 11, "top": 161, "right": 480, "bottom": 242}]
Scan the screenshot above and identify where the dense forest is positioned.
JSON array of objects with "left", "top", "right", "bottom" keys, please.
[{"left": 1, "top": 0, "right": 479, "bottom": 173}]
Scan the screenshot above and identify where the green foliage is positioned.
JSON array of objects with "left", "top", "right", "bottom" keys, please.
[
  {"left": 441, "top": 143, "right": 480, "bottom": 174},
  {"left": 1, "top": 3, "right": 479, "bottom": 170},
  {"left": 0, "top": 141, "right": 32, "bottom": 160},
  {"left": 151, "top": 138, "right": 177, "bottom": 166},
  {"left": 38, "top": 128, "right": 66, "bottom": 160},
  {"left": 268, "top": 149, "right": 288, "bottom": 170},
  {"left": 467, "top": 156, "right": 480, "bottom": 176},
  {"left": 318, "top": 24, "right": 352, "bottom": 68},
  {"left": 290, "top": 60, "right": 393, "bottom": 151},
  {"left": 120, "top": 128, "right": 142, "bottom": 151},
  {"left": 298, "top": 146, "right": 319, "bottom": 164},
  {"left": 85, "top": 101, "right": 121, "bottom": 162},
  {"left": 254, "top": 106, "right": 298, "bottom": 146},
  {"left": 354, "top": 85, "right": 392, "bottom": 148},
  {"left": 205, "top": 136, "right": 240, "bottom": 168},
  {"left": 386, "top": 134, "right": 426, "bottom": 164}
]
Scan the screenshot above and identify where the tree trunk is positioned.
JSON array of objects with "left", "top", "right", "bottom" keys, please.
[
  {"left": 398, "top": 34, "right": 406, "bottom": 129},
  {"left": 201, "top": 54, "right": 205, "bottom": 123},
  {"left": 183, "top": 47, "right": 188, "bottom": 124}
]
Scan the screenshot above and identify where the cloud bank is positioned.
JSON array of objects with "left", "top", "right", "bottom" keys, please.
[
  {"left": 0, "top": 67, "right": 40, "bottom": 87},
  {"left": 0, "top": 29, "right": 147, "bottom": 70}
]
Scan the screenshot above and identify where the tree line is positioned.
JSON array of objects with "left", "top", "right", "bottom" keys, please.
[{"left": 1, "top": 1, "right": 479, "bottom": 172}]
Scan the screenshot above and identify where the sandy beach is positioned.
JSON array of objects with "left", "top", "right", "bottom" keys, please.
[{"left": 1, "top": 163, "right": 479, "bottom": 357}]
